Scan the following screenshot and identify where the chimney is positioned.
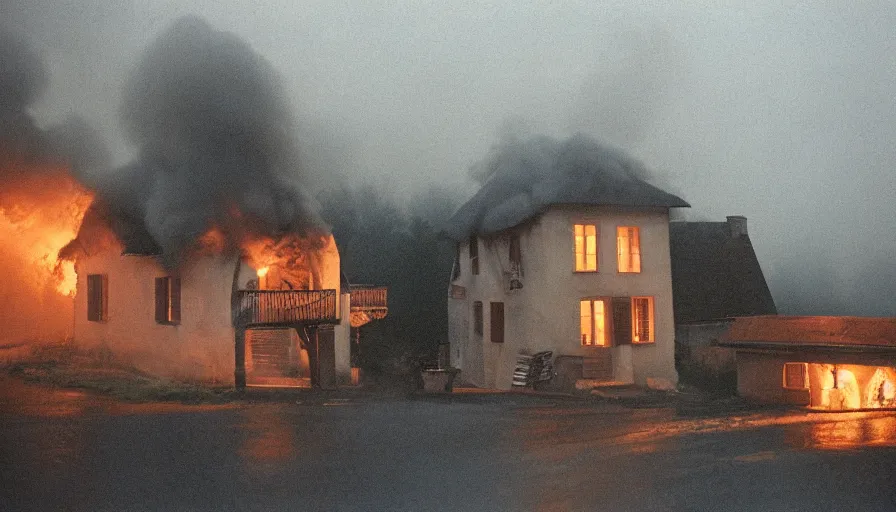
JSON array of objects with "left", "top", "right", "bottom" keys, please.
[{"left": 726, "top": 215, "right": 747, "bottom": 238}]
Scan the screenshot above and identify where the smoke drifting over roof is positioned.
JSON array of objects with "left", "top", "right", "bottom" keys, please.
[
  {"left": 445, "top": 134, "right": 688, "bottom": 239},
  {"left": 95, "top": 16, "right": 324, "bottom": 265}
]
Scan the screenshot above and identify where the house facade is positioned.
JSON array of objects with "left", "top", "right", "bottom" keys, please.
[
  {"left": 69, "top": 203, "right": 386, "bottom": 388},
  {"left": 444, "top": 150, "right": 689, "bottom": 390},
  {"left": 718, "top": 316, "right": 896, "bottom": 410}
]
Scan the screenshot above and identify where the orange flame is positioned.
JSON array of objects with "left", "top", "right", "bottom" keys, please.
[{"left": 0, "top": 166, "right": 93, "bottom": 297}]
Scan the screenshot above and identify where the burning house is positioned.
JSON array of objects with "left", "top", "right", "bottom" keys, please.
[
  {"left": 444, "top": 135, "right": 689, "bottom": 390},
  {"left": 1, "top": 20, "right": 386, "bottom": 387}
]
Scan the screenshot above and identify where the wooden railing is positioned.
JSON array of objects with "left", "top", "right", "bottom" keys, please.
[
  {"left": 349, "top": 285, "right": 388, "bottom": 310},
  {"left": 237, "top": 289, "right": 338, "bottom": 326}
]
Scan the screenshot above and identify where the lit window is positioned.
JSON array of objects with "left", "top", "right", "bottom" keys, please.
[
  {"left": 580, "top": 299, "right": 607, "bottom": 346},
  {"left": 783, "top": 363, "right": 809, "bottom": 390},
  {"left": 617, "top": 227, "right": 641, "bottom": 273},
  {"left": 631, "top": 297, "right": 654, "bottom": 343},
  {"left": 574, "top": 224, "right": 597, "bottom": 272},
  {"left": 155, "top": 276, "right": 181, "bottom": 325},
  {"left": 87, "top": 274, "right": 107, "bottom": 322}
]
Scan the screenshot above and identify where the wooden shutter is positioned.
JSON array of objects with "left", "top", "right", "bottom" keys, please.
[
  {"left": 169, "top": 277, "right": 181, "bottom": 325},
  {"left": 473, "top": 301, "right": 483, "bottom": 336},
  {"left": 469, "top": 235, "right": 479, "bottom": 275},
  {"left": 490, "top": 302, "right": 504, "bottom": 343},
  {"left": 612, "top": 297, "right": 632, "bottom": 346},
  {"left": 87, "top": 275, "right": 102, "bottom": 321},
  {"left": 155, "top": 277, "right": 168, "bottom": 324}
]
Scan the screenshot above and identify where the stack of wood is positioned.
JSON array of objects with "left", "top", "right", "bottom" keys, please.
[{"left": 512, "top": 351, "right": 554, "bottom": 388}]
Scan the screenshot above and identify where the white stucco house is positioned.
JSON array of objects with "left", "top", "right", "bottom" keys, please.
[
  {"left": 443, "top": 144, "right": 689, "bottom": 390},
  {"left": 64, "top": 199, "right": 386, "bottom": 388}
]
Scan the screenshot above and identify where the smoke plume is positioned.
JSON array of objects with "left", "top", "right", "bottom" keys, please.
[
  {"left": 105, "top": 16, "right": 324, "bottom": 266},
  {"left": 447, "top": 133, "right": 684, "bottom": 239}
]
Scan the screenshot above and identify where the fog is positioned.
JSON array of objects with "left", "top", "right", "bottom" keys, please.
[{"left": 4, "top": 1, "right": 896, "bottom": 316}]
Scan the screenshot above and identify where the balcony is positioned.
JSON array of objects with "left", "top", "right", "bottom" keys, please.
[
  {"left": 236, "top": 289, "right": 338, "bottom": 326},
  {"left": 349, "top": 285, "right": 388, "bottom": 327}
]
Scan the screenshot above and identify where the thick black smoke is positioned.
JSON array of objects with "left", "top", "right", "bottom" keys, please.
[{"left": 112, "top": 16, "right": 324, "bottom": 265}]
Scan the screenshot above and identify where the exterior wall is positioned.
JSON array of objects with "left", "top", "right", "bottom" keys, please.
[
  {"left": 676, "top": 320, "right": 736, "bottom": 384},
  {"left": 448, "top": 205, "right": 678, "bottom": 389},
  {"left": 733, "top": 351, "right": 810, "bottom": 405},
  {"left": 74, "top": 248, "right": 242, "bottom": 384}
]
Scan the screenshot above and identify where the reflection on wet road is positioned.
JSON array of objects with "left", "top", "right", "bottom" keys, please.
[{"left": 1, "top": 377, "right": 894, "bottom": 511}]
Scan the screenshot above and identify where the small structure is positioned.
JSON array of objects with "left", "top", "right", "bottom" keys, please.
[
  {"left": 717, "top": 316, "right": 896, "bottom": 410},
  {"left": 669, "top": 216, "right": 777, "bottom": 386}
]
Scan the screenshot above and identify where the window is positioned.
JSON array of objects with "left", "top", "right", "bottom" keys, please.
[
  {"left": 631, "top": 297, "right": 654, "bottom": 343},
  {"left": 452, "top": 242, "right": 461, "bottom": 280},
  {"left": 783, "top": 363, "right": 809, "bottom": 390},
  {"left": 86, "top": 274, "right": 107, "bottom": 322},
  {"left": 154, "top": 276, "right": 181, "bottom": 325},
  {"left": 473, "top": 301, "right": 483, "bottom": 336},
  {"left": 490, "top": 302, "right": 504, "bottom": 343},
  {"left": 617, "top": 226, "right": 641, "bottom": 273},
  {"left": 469, "top": 235, "right": 479, "bottom": 275},
  {"left": 579, "top": 299, "right": 608, "bottom": 346},
  {"left": 574, "top": 224, "right": 597, "bottom": 272}
]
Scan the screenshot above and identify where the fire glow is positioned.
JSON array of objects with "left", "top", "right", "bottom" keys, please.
[{"left": 0, "top": 167, "right": 94, "bottom": 297}]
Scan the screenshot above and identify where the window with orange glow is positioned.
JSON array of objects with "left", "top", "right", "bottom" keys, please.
[
  {"left": 580, "top": 299, "right": 607, "bottom": 346},
  {"left": 782, "top": 363, "right": 809, "bottom": 390},
  {"left": 631, "top": 296, "right": 653, "bottom": 343},
  {"left": 574, "top": 224, "right": 597, "bottom": 272},
  {"left": 617, "top": 226, "right": 641, "bottom": 273}
]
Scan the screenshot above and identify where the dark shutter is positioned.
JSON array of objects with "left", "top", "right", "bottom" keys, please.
[
  {"left": 490, "top": 302, "right": 504, "bottom": 343},
  {"left": 509, "top": 235, "right": 521, "bottom": 265},
  {"left": 169, "top": 277, "right": 181, "bottom": 325},
  {"left": 155, "top": 277, "right": 168, "bottom": 324},
  {"left": 473, "top": 301, "right": 483, "bottom": 336},
  {"left": 87, "top": 275, "right": 102, "bottom": 321},
  {"left": 469, "top": 235, "right": 479, "bottom": 275},
  {"left": 612, "top": 297, "right": 632, "bottom": 346}
]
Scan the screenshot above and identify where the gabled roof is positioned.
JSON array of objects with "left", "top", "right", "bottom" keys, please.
[
  {"left": 718, "top": 315, "right": 896, "bottom": 351},
  {"left": 669, "top": 220, "right": 776, "bottom": 323},
  {"left": 442, "top": 136, "right": 689, "bottom": 240}
]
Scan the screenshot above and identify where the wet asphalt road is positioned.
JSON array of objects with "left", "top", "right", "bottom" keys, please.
[{"left": 1, "top": 377, "right": 895, "bottom": 512}]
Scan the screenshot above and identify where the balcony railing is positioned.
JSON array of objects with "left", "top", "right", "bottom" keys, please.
[
  {"left": 237, "top": 289, "right": 338, "bottom": 326},
  {"left": 349, "top": 285, "right": 388, "bottom": 310}
]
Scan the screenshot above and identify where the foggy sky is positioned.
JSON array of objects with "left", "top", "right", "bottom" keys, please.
[{"left": 4, "top": 1, "right": 896, "bottom": 316}]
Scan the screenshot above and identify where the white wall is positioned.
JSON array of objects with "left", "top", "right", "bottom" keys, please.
[
  {"left": 74, "top": 248, "right": 241, "bottom": 384},
  {"left": 448, "top": 205, "right": 678, "bottom": 389}
]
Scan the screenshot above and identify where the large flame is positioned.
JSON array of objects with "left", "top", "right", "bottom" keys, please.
[{"left": 0, "top": 166, "right": 93, "bottom": 297}]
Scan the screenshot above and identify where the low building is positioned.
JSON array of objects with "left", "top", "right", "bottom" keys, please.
[
  {"left": 669, "top": 216, "right": 777, "bottom": 386},
  {"left": 717, "top": 315, "right": 896, "bottom": 410}
]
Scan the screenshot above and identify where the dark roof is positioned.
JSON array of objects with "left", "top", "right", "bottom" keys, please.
[
  {"left": 443, "top": 167, "right": 689, "bottom": 240},
  {"left": 77, "top": 198, "right": 162, "bottom": 256},
  {"left": 718, "top": 315, "right": 896, "bottom": 351},
  {"left": 670, "top": 220, "right": 776, "bottom": 323}
]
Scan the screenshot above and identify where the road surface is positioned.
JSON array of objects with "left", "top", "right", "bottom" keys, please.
[{"left": 1, "top": 377, "right": 894, "bottom": 511}]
